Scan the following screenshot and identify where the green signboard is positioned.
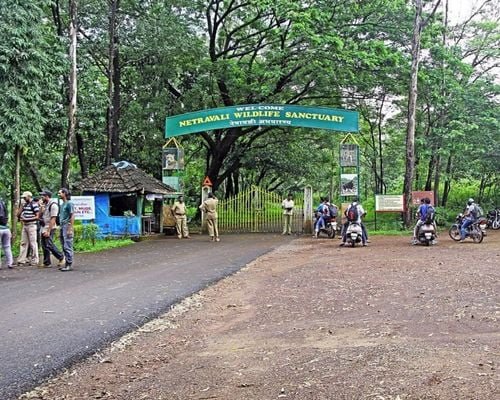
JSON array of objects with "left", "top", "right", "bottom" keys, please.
[{"left": 165, "top": 104, "right": 359, "bottom": 137}]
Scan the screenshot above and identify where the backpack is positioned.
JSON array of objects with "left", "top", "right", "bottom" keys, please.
[
  {"left": 328, "top": 204, "right": 338, "bottom": 218},
  {"left": 48, "top": 201, "right": 61, "bottom": 226},
  {"left": 346, "top": 204, "right": 359, "bottom": 222},
  {"left": 0, "top": 200, "right": 7, "bottom": 225},
  {"left": 470, "top": 204, "right": 481, "bottom": 219},
  {"left": 424, "top": 206, "right": 435, "bottom": 224}
]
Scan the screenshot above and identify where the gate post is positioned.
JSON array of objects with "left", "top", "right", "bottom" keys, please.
[{"left": 303, "top": 185, "right": 313, "bottom": 234}]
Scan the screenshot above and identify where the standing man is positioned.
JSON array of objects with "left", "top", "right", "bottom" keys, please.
[
  {"left": 39, "top": 190, "right": 65, "bottom": 268},
  {"left": 200, "top": 192, "right": 220, "bottom": 242},
  {"left": 58, "top": 188, "right": 74, "bottom": 271},
  {"left": 281, "top": 193, "right": 294, "bottom": 235},
  {"left": 0, "top": 197, "right": 14, "bottom": 269},
  {"left": 171, "top": 195, "right": 190, "bottom": 239},
  {"left": 16, "top": 191, "right": 40, "bottom": 266}
]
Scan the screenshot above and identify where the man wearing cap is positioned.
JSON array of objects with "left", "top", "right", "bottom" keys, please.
[
  {"left": 16, "top": 191, "right": 40, "bottom": 266},
  {"left": 39, "top": 190, "right": 65, "bottom": 268}
]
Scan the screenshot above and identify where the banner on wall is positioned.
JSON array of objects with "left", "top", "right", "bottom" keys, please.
[
  {"left": 340, "top": 174, "right": 358, "bottom": 196},
  {"left": 71, "top": 196, "right": 96, "bottom": 220}
]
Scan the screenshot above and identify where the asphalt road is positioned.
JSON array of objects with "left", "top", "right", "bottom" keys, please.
[{"left": 0, "top": 233, "right": 292, "bottom": 399}]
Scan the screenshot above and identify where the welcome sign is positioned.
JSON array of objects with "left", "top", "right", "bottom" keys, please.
[{"left": 165, "top": 104, "right": 359, "bottom": 137}]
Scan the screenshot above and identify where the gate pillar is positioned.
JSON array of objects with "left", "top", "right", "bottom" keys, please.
[{"left": 303, "top": 185, "right": 313, "bottom": 234}]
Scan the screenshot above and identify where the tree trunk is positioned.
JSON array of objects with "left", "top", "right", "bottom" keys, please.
[
  {"left": 441, "top": 154, "right": 452, "bottom": 207},
  {"left": 76, "top": 132, "right": 88, "bottom": 179},
  {"left": 433, "top": 154, "right": 440, "bottom": 205},
  {"left": 61, "top": 0, "right": 78, "bottom": 188},
  {"left": 105, "top": 0, "right": 120, "bottom": 165},
  {"left": 403, "top": 0, "right": 423, "bottom": 226},
  {"left": 425, "top": 153, "right": 434, "bottom": 191},
  {"left": 11, "top": 145, "right": 21, "bottom": 241}
]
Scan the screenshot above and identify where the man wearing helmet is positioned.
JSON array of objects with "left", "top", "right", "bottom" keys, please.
[{"left": 460, "top": 198, "right": 480, "bottom": 242}]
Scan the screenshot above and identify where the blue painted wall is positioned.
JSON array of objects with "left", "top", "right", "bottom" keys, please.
[{"left": 84, "top": 192, "right": 141, "bottom": 237}]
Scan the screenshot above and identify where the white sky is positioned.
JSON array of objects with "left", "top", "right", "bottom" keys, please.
[{"left": 447, "top": 0, "right": 491, "bottom": 23}]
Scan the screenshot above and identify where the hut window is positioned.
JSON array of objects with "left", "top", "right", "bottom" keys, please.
[{"left": 110, "top": 193, "right": 137, "bottom": 217}]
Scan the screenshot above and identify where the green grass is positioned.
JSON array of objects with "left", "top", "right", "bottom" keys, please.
[{"left": 74, "top": 238, "right": 135, "bottom": 253}]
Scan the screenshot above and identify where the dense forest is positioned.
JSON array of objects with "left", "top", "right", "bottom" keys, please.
[{"left": 0, "top": 0, "right": 498, "bottom": 224}]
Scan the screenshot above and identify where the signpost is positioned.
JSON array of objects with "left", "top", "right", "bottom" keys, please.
[{"left": 374, "top": 194, "right": 405, "bottom": 231}]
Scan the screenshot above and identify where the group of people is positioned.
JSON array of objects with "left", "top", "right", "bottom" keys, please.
[
  {"left": 0, "top": 188, "right": 75, "bottom": 271},
  {"left": 281, "top": 195, "right": 368, "bottom": 246},
  {"left": 170, "top": 193, "right": 220, "bottom": 242}
]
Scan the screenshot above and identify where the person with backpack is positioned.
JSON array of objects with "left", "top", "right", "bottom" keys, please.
[
  {"left": 0, "top": 198, "right": 14, "bottom": 269},
  {"left": 340, "top": 197, "right": 368, "bottom": 246},
  {"left": 460, "top": 198, "right": 480, "bottom": 242},
  {"left": 412, "top": 197, "right": 436, "bottom": 245},
  {"left": 39, "top": 190, "right": 65, "bottom": 268},
  {"left": 16, "top": 191, "right": 40, "bottom": 266},
  {"left": 313, "top": 197, "right": 329, "bottom": 238}
]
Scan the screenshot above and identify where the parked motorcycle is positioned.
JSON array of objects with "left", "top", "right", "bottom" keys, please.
[
  {"left": 486, "top": 208, "right": 500, "bottom": 230},
  {"left": 345, "top": 222, "right": 363, "bottom": 246},
  {"left": 449, "top": 213, "right": 484, "bottom": 243},
  {"left": 415, "top": 222, "right": 437, "bottom": 246}
]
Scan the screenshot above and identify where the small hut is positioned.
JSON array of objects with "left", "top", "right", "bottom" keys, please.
[{"left": 75, "top": 161, "right": 175, "bottom": 236}]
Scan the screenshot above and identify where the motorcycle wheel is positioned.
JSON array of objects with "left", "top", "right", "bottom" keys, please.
[
  {"left": 492, "top": 219, "right": 500, "bottom": 230},
  {"left": 328, "top": 228, "right": 335, "bottom": 239},
  {"left": 471, "top": 227, "right": 484, "bottom": 243},
  {"left": 448, "top": 225, "right": 461, "bottom": 241}
]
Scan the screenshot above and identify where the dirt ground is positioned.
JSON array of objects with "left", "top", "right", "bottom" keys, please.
[{"left": 21, "top": 232, "right": 499, "bottom": 400}]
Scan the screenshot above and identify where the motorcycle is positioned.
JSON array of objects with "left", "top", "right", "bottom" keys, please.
[
  {"left": 477, "top": 216, "right": 489, "bottom": 236},
  {"left": 449, "top": 213, "right": 484, "bottom": 243},
  {"left": 345, "top": 222, "right": 363, "bottom": 246},
  {"left": 486, "top": 208, "right": 500, "bottom": 230},
  {"left": 416, "top": 222, "right": 437, "bottom": 246},
  {"left": 314, "top": 215, "right": 337, "bottom": 238}
]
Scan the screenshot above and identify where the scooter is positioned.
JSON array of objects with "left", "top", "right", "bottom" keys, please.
[
  {"left": 416, "top": 222, "right": 437, "bottom": 246},
  {"left": 345, "top": 222, "right": 363, "bottom": 247}
]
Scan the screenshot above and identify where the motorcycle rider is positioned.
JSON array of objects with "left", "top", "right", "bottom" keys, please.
[
  {"left": 339, "top": 197, "right": 367, "bottom": 247},
  {"left": 313, "top": 197, "right": 329, "bottom": 238},
  {"left": 412, "top": 197, "right": 435, "bottom": 244},
  {"left": 460, "top": 198, "right": 479, "bottom": 242}
]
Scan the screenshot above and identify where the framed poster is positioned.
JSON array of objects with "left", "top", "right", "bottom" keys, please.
[
  {"left": 340, "top": 144, "right": 358, "bottom": 167},
  {"left": 71, "top": 196, "right": 96, "bottom": 220},
  {"left": 162, "top": 148, "right": 185, "bottom": 170},
  {"left": 340, "top": 173, "right": 358, "bottom": 196}
]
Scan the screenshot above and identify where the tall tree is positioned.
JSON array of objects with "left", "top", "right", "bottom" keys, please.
[
  {"left": 62, "top": 0, "right": 79, "bottom": 188},
  {"left": 403, "top": 0, "right": 441, "bottom": 226},
  {"left": 0, "top": 0, "right": 64, "bottom": 233}
]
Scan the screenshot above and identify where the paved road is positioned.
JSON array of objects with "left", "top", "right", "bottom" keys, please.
[{"left": 0, "top": 234, "right": 292, "bottom": 399}]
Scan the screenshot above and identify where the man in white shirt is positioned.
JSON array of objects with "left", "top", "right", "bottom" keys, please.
[{"left": 281, "top": 193, "right": 294, "bottom": 235}]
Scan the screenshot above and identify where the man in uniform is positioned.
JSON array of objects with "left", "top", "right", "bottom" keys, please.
[
  {"left": 171, "top": 195, "right": 190, "bottom": 239},
  {"left": 281, "top": 193, "right": 294, "bottom": 235},
  {"left": 199, "top": 192, "right": 220, "bottom": 242}
]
